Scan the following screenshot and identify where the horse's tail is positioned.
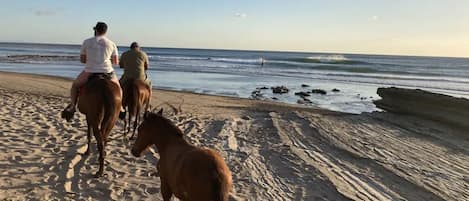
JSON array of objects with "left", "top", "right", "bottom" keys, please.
[
  {"left": 101, "top": 80, "right": 119, "bottom": 136},
  {"left": 212, "top": 168, "right": 231, "bottom": 201}
]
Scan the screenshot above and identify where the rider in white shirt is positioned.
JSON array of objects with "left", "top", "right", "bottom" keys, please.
[{"left": 63, "top": 22, "right": 123, "bottom": 114}]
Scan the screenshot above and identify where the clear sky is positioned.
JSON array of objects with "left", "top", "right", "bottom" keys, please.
[{"left": 1, "top": 0, "right": 468, "bottom": 57}]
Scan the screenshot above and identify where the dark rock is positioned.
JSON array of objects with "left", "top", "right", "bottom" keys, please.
[
  {"left": 250, "top": 90, "right": 264, "bottom": 100},
  {"left": 294, "top": 91, "right": 311, "bottom": 97},
  {"left": 332, "top": 88, "right": 340, "bottom": 92},
  {"left": 311, "top": 89, "right": 327, "bottom": 95},
  {"left": 297, "top": 98, "right": 312, "bottom": 104},
  {"left": 301, "top": 84, "right": 310, "bottom": 88},
  {"left": 241, "top": 116, "right": 250, "bottom": 120},
  {"left": 258, "top": 86, "right": 269, "bottom": 90},
  {"left": 271, "top": 86, "right": 289, "bottom": 94},
  {"left": 271, "top": 97, "right": 279, "bottom": 100},
  {"left": 374, "top": 87, "right": 469, "bottom": 130}
]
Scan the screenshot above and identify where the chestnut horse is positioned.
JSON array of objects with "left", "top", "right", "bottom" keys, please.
[
  {"left": 131, "top": 109, "right": 232, "bottom": 201},
  {"left": 122, "top": 79, "right": 151, "bottom": 139},
  {"left": 62, "top": 76, "right": 122, "bottom": 177}
]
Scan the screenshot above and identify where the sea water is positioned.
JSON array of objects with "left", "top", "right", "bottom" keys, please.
[{"left": 1, "top": 42, "right": 469, "bottom": 114}]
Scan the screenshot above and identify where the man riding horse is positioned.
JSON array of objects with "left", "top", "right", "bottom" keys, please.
[
  {"left": 62, "top": 22, "right": 123, "bottom": 116},
  {"left": 119, "top": 42, "right": 152, "bottom": 97},
  {"left": 119, "top": 42, "right": 152, "bottom": 137},
  {"left": 61, "top": 22, "right": 124, "bottom": 177}
]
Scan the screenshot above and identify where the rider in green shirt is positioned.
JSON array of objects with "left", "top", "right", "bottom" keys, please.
[{"left": 119, "top": 42, "right": 152, "bottom": 93}]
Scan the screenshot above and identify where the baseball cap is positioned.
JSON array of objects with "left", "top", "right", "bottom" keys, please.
[
  {"left": 130, "top": 42, "right": 139, "bottom": 49},
  {"left": 93, "top": 22, "right": 108, "bottom": 33}
]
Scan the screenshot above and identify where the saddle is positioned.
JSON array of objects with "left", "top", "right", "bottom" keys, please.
[
  {"left": 79, "top": 72, "right": 114, "bottom": 96},
  {"left": 88, "top": 72, "right": 114, "bottom": 81}
]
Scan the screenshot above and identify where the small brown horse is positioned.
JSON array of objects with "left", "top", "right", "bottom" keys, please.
[
  {"left": 62, "top": 76, "right": 122, "bottom": 177},
  {"left": 131, "top": 109, "right": 232, "bottom": 201},
  {"left": 122, "top": 79, "right": 151, "bottom": 139}
]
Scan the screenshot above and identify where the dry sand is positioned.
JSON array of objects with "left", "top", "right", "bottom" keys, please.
[{"left": 0, "top": 71, "right": 468, "bottom": 201}]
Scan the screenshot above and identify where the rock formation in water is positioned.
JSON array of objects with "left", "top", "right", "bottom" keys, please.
[{"left": 374, "top": 87, "right": 469, "bottom": 130}]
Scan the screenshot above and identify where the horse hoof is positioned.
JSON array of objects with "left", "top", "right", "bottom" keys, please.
[
  {"left": 61, "top": 110, "right": 75, "bottom": 122},
  {"left": 94, "top": 172, "right": 103, "bottom": 178},
  {"left": 119, "top": 111, "right": 126, "bottom": 120}
]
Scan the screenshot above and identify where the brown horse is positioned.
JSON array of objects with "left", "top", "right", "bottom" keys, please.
[
  {"left": 131, "top": 109, "right": 232, "bottom": 201},
  {"left": 62, "top": 76, "right": 122, "bottom": 177},
  {"left": 122, "top": 79, "right": 151, "bottom": 139}
]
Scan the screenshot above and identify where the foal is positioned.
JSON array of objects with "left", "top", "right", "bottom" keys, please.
[{"left": 131, "top": 109, "right": 232, "bottom": 201}]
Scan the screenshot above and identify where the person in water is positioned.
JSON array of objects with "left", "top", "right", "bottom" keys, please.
[
  {"left": 63, "top": 22, "right": 123, "bottom": 114},
  {"left": 119, "top": 42, "right": 152, "bottom": 96}
]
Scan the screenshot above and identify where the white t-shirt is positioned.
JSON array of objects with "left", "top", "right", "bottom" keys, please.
[{"left": 80, "top": 36, "right": 118, "bottom": 73}]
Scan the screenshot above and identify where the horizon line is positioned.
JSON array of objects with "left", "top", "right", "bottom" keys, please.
[{"left": 0, "top": 41, "right": 468, "bottom": 59}]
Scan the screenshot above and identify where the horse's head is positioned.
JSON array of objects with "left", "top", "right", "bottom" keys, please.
[{"left": 132, "top": 109, "right": 166, "bottom": 157}]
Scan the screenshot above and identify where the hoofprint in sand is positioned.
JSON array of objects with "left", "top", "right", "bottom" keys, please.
[{"left": 0, "top": 72, "right": 468, "bottom": 200}]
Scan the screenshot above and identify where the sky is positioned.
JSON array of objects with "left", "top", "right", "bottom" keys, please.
[{"left": 0, "top": 0, "right": 468, "bottom": 57}]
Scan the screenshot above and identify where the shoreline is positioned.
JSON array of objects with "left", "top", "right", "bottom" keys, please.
[
  {"left": 1, "top": 71, "right": 468, "bottom": 200},
  {"left": 0, "top": 70, "right": 346, "bottom": 116}
]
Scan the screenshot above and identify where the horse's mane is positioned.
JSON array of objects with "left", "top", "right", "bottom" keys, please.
[{"left": 147, "top": 112, "right": 184, "bottom": 138}]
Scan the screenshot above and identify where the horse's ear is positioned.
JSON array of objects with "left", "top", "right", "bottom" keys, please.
[{"left": 157, "top": 108, "right": 164, "bottom": 116}]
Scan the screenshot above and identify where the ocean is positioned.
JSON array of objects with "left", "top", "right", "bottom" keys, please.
[{"left": 1, "top": 42, "right": 469, "bottom": 114}]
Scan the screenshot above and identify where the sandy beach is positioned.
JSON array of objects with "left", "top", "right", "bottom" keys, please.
[{"left": 0, "top": 71, "right": 468, "bottom": 201}]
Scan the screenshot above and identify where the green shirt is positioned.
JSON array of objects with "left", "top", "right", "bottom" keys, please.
[{"left": 119, "top": 49, "right": 149, "bottom": 81}]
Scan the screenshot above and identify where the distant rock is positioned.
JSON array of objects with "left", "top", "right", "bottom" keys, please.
[
  {"left": 294, "top": 91, "right": 311, "bottom": 97},
  {"left": 271, "top": 86, "right": 289, "bottom": 94},
  {"left": 301, "top": 84, "right": 310, "bottom": 88},
  {"left": 303, "top": 97, "right": 312, "bottom": 103},
  {"left": 257, "top": 86, "right": 269, "bottom": 90},
  {"left": 251, "top": 89, "right": 260, "bottom": 95},
  {"left": 251, "top": 89, "right": 263, "bottom": 99},
  {"left": 332, "top": 88, "right": 340, "bottom": 92},
  {"left": 311, "top": 89, "right": 327, "bottom": 95},
  {"left": 297, "top": 98, "right": 312, "bottom": 104},
  {"left": 271, "top": 97, "right": 278, "bottom": 100}
]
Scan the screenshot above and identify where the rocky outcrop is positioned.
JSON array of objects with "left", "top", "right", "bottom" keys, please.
[
  {"left": 311, "top": 89, "right": 327, "bottom": 95},
  {"left": 374, "top": 87, "right": 469, "bottom": 130},
  {"left": 272, "top": 86, "right": 289, "bottom": 94},
  {"left": 294, "top": 91, "right": 311, "bottom": 97}
]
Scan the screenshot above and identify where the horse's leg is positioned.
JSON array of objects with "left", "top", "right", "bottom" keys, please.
[
  {"left": 144, "top": 96, "right": 150, "bottom": 112},
  {"left": 93, "top": 125, "right": 105, "bottom": 177},
  {"left": 123, "top": 107, "right": 127, "bottom": 135},
  {"left": 130, "top": 107, "right": 140, "bottom": 139},
  {"left": 161, "top": 180, "right": 173, "bottom": 201},
  {"left": 84, "top": 119, "right": 92, "bottom": 155},
  {"left": 127, "top": 111, "right": 132, "bottom": 135}
]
